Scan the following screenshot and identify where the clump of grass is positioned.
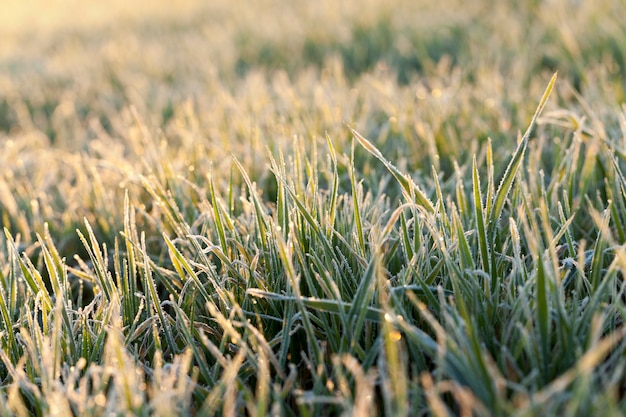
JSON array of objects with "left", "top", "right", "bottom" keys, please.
[{"left": 1, "top": 0, "right": 626, "bottom": 415}]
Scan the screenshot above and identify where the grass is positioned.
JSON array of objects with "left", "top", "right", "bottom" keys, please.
[{"left": 1, "top": 0, "right": 626, "bottom": 415}]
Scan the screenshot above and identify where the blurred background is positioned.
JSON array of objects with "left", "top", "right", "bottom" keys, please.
[
  {"left": 0, "top": 0, "right": 201, "bottom": 36},
  {"left": 0, "top": 0, "right": 625, "bottom": 248}
]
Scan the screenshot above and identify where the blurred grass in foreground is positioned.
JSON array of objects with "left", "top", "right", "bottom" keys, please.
[{"left": 1, "top": 0, "right": 626, "bottom": 415}]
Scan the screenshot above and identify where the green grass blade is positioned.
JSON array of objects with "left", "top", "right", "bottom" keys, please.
[
  {"left": 452, "top": 205, "right": 475, "bottom": 271},
  {"left": 247, "top": 289, "right": 383, "bottom": 322},
  {"left": 490, "top": 72, "right": 558, "bottom": 231},
  {"left": 347, "top": 251, "right": 381, "bottom": 345},
  {"left": 432, "top": 166, "right": 450, "bottom": 233},
  {"left": 485, "top": 138, "right": 495, "bottom": 219},
  {"left": 350, "top": 140, "right": 366, "bottom": 255},
  {"left": 589, "top": 205, "right": 611, "bottom": 292},
  {"left": 473, "top": 156, "right": 491, "bottom": 281},
  {"left": 351, "top": 128, "right": 435, "bottom": 213},
  {"left": 325, "top": 133, "right": 340, "bottom": 237},
  {"left": 208, "top": 173, "right": 229, "bottom": 253},
  {"left": 122, "top": 192, "right": 139, "bottom": 322},
  {"left": 536, "top": 255, "right": 550, "bottom": 381}
]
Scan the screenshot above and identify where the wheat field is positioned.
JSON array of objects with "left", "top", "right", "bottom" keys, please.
[{"left": 1, "top": 0, "right": 626, "bottom": 415}]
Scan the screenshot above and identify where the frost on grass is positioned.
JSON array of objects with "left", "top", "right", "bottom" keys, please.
[{"left": 1, "top": 0, "right": 626, "bottom": 415}]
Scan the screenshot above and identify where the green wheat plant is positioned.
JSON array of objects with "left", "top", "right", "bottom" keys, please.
[{"left": 0, "top": 0, "right": 626, "bottom": 415}]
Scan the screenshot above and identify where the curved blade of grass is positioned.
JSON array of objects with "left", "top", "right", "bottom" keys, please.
[
  {"left": 351, "top": 128, "right": 435, "bottom": 213},
  {"left": 490, "top": 72, "right": 558, "bottom": 232},
  {"left": 246, "top": 289, "right": 383, "bottom": 322}
]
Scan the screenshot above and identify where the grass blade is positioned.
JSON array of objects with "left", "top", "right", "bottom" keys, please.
[
  {"left": 351, "top": 128, "right": 435, "bottom": 213},
  {"left": 473, "top": 157, "right": 491, "bottom": 282},
  {"left": 490, "top": 72, "right": 558, "bottom": 231},
  {"left": 247, "top": 289, "right": 383, "bottom": 322}
]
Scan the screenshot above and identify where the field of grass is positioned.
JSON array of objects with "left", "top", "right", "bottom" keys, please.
[{"left": 1, "top": 0, "right": 626, "bottom": 415}]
